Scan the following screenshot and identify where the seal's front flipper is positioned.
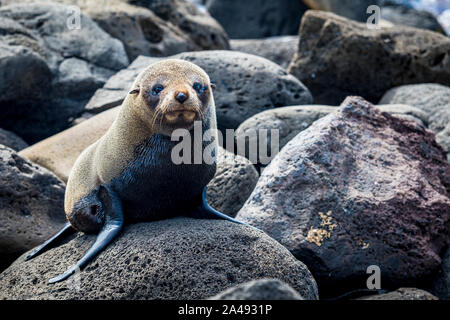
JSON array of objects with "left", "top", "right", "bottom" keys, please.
[
  {"left": 25, "top": 222, "right": 75, "bottom": 261},
  {"left": 200, "top": 187, "right": 263, "bottom": 232},
  {"left": 49, "top": 186, "right": 124, "bottom": 284}
]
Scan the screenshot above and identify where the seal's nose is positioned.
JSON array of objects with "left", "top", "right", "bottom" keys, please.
[{"left": 175, "top": 92, "right": 188, "bottom": 104}]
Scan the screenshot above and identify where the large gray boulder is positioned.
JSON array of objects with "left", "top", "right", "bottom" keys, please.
[
  {"left": 235, "top": 104, "right": 428, "bottom": 167},
  {"left": 206, "top": 0, "right": 308, "bottom": 39},
  {"left": 380, "top": 84, "right": 450, "bottom": 133},
  {"left": 357, "top": 288, "right": 438, "bottom": 300},
  {"left": 209, "top": 279, "right": 304, "bottom": 300},
  {"left": 0, "top": 2, "right": 129, "bottom": 143},
  {"left": 236, "top": 97, "right": 450, "bottom": 298},
  {"left": 0, "top": 145, "right": 66, "bottom": 272},
  {"left": 288, "top": 10, "right": 450, "bottom": 105},
  {"left": 303, "top": 0, "right": 445, "bottom": 34},
  {"left": 206, "top": 148, "right": 259, "bottom": 218},
  {"left": 96, "top": 0, "right": 230, "bottom": 60},
  {"left": 376, "top": 104, "right": 429, "bottom": 126},
  {"left": 381, "top": 5, "right": 445, "bottom": 34},
  {"left": 380, "top": 83, "right": 450, "bottom": 162},
  {"left": 0, "top": 129, "right": 28, "bottom": 151},
  {"left": 0, "top": 0, "right": 229, "bottom": 61},
  {"left": 235, "top": 105, "right": 335, "bottom": 168},
  {"left": 86, "top": 52, "right": 313, "bottom": 130},
  {"left": 230, "top": 36, "right": 298, "bottom": 69},
  {"left": 0, "top": 218, "right": 319, "bottom": 300},
  {"left": 303, "top": 0, "right": 381, "bottom": 22}
]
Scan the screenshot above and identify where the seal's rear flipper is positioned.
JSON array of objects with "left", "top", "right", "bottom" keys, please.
[
  {"left": 49, "top": 186, "right": 124, "bottom": 283},
  {"left": 25, "top": 222, "right": 75, "bottom": 261},
  {"left": 200, "top": 187, "right": 263, "bottom": 233},
  {"left": 48, "top": 219, "right": 123, "bottom": 283}
]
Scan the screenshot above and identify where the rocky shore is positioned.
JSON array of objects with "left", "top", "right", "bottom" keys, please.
[{"left": 0, "top": 0, "right": 449, "bottom": 300}]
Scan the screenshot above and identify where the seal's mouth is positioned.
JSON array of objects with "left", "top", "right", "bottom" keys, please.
[{"left": 163, "top": 110, "right": 199, "bottom": 127}]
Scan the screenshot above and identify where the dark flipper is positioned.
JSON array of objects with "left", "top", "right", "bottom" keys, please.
[
  {"left": 25, "top": 222, "right": 75, "bottom": 261},
  {"left": 49, "top": 186, "right": 124, "bottom": 284},
  {"left": 201, "top": 187, "right": 263, "bottom": 232}
]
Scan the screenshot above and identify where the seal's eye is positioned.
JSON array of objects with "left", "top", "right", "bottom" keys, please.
[
  {"left": 152, "top": 84, "right": 164, "bottom": 96},
  {"left": 193, "top": 82, "right": 204, "bottom": 94}
]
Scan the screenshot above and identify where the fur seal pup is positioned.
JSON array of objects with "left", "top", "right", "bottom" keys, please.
[{"left": 25, "top": 59, "right": 257, "bottom": 283}]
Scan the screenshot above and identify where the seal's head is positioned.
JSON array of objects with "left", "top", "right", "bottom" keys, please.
[{"left": 128, "top": 59, "right": 215, "bottom": 136}]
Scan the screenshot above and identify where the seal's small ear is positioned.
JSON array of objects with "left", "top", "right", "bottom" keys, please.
[
  {"left": 129, "top": 88, "right": 140, "bottom": 95},
  {"left": 210, "top": 82, "right": 216, "bottom": 90}
]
